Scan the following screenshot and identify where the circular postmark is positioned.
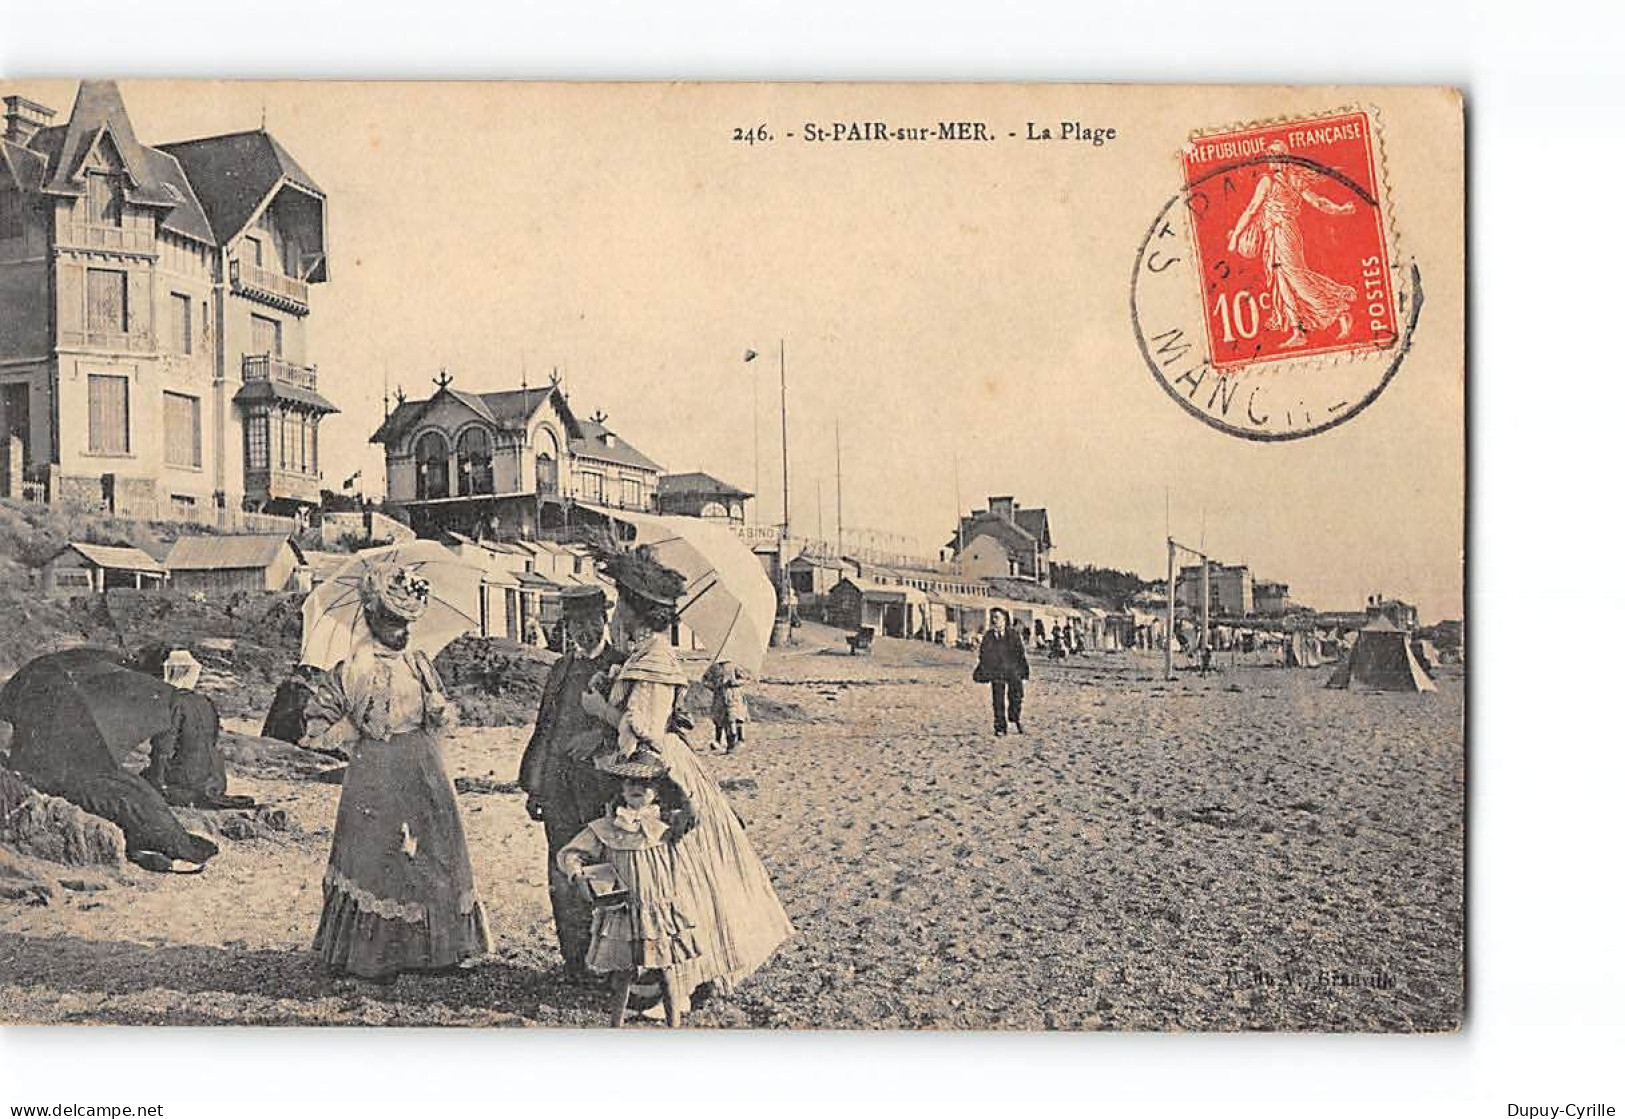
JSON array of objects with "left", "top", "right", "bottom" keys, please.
[{"left": 1130, "top": 151, "right": 1423, "bottom": 442}]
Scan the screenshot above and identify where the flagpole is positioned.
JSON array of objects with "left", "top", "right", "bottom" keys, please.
[
  {"left": 835, "top": 418, "right": 844, "bottom": 560},
  {"left": 779, "top": 338, "right": 790, "bottom": 540},
  {"left": 753, "top": 365, "right": 761, "bottom": 526}
]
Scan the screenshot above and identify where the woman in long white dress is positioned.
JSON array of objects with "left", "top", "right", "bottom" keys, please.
[{"left": 579, "top": 548, "right": 794, "bottom": 1009}]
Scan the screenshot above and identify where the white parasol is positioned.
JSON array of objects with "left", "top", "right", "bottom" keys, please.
[
  {"left": 299, "top": 540, "right": 484, "bottom": 670},
  {"left": 585, "top": 506, "right": 777, "bottom": 676}
]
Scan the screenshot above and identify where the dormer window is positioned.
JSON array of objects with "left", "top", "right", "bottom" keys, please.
[{"left": 86, "top": 171, "right": 123, "bottom": 228}]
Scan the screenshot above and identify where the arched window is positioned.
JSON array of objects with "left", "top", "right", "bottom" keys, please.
[
  {"left": 457, "top": 426, "right": 494, "bottom": 496},
  {"left": 415, "top": 431, "right": 449, "bottom": 500},
  {"left": 533, "top": 426, "right": 560, "bottom": 496}
]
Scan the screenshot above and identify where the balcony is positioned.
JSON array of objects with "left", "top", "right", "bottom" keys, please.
[
  {"left": 231, "top": 258, "right": 309, "bottom": 314},
  {"left": 245, "top": 466, "right": 320, "bottom": 506},
  {"left": 242, "top": 354, "right": 319, "bottom": 393},
  {"left": 57, "top": 223, "right": 156, "bottom": 257}
]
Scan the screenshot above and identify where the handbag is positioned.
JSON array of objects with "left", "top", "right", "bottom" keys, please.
[{"left": 972, "top": 662, "right": 991, "bottom": 684}]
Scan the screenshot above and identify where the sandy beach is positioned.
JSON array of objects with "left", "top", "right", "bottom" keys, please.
[{"left": 0, "top": 623, "right": 1463, "bottom": 1030}]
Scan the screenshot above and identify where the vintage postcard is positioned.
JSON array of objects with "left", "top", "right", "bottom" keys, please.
[{"left": 0, "top": 81, "right": 1464, "bottom": 1030}]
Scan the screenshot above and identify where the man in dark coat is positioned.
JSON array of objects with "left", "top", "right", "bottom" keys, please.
[
  {"left": 975, "top": 606, "right": 1030, "bottom": 736},
  {"left": 517, "top": 587, "right": 625, "bottom": 979}
]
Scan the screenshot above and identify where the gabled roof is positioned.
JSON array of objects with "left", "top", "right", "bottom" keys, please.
[
  {"left": 1013, "top": 507, "right": 1052, "bottom": 550},
  {"left": 159, "top": 128, "right": 323, "bottom": 245},
  {"left": 42, "top": 82, "right": 173, "bottom": 207},
  {"left": 57, "top": 541, "right": 166, "bottom": 575},
  {"left": 571, "top": 420, "right": 662, "bottom": 473},
  {"left": 657, "top": 471, "right": 751, "bottom": 498},
  {"left": 16, "top": 83, "right": 214, "bottom": 245},
  {"left": 165, "top": 534, "right": 304, "bottom": 571},
  {"left": 370, "top": 384, "right": 580, "bottom": 446},
  {"left": 947, "top": 511, "right": 1036, "bottom": 555},
  {"left": 368, "top": 380, "right": 661, "bottom": 472}
]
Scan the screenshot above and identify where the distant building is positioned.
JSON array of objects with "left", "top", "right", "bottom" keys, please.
[
  {"left": 656, "top": 471, "right": 750, "bottom": 524},
  {"left": 1176, "top": 561, "right": 1254, "bottom": 617},
  {"left": 1253, "top": 579, "right": 1290, "bottom": 617},
  {"left": 164, "top": 533, "right": 306, "bottom": 595},
  {"left": 1365, "top": 594, "right": 1418, "bottom": 631},
  {"left": 946, "top": 495, "right": 1054, "bottom": 584},
  {"left": 0, "top": 81, "right": 337, "bottom": 523},
  {"left": 786, "top": 551, "right": 857, "bottom": 615},
  {"left": 370, "top": 376, "right": 661, "bottom": 540}
]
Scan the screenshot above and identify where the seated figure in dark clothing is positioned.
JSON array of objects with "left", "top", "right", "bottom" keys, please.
[{"left": 124, "top": 646, "right": 252, "bottom": 810}]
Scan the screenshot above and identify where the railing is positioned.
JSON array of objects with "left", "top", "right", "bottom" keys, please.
[
  {"left": 242, "top": 353, "right": 319, "bottom": 392},
  {"left": 230, "top": 258, "right": 309, "bottom": 312},
  {"left": 725, "top": 524, "right": 937, "bottom": 569},
  {"left": 58, "top": 223, "right": 156, "bottom": 256}
]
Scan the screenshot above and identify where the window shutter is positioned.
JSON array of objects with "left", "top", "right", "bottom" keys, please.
[
  {"left": 87, "top": 270, "right": 127, "bottom": 334},
  {"left": 88, "top": 375, "right": 128, "bottom": 455}
]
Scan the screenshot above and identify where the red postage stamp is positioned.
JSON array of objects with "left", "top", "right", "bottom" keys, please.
[{"left": 1181, "top": 110, "right": 1397, "bottom": 372}]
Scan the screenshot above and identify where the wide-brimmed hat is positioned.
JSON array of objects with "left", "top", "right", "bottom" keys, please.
[
  {"left": 363, "top": 564, "right": 432, "bottom": 622},
  {"left": 603, "top": 546, "right": 686, "bottom": 609},
  {"left": 595, "top": 749, "right": 668, "bottom": 780},
  {"left": 559, "top": 585, "right": 608, "bottom": 617}
]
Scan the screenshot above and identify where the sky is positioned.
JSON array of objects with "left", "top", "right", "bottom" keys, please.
[{"left": 8, "top": 80, "right": 1464, "bottom": 622}]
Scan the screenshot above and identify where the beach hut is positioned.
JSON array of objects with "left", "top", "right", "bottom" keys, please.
[
  {"left": 42, "top": 542, "right": 167, "bottom": 596},
  {"left": 163, "top": 535, "right": 306, "bottom": 596},
  {"left": 1283, "top": 631, "right": 1322, "bottom": 668},
  {"left": 1325, "top": 618, "right": 1436, "bottom": 692}
]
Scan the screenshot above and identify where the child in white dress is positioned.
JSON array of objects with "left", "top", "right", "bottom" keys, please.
[{"left": 555, "top": 750, "right": 702, "bottom": 1027}]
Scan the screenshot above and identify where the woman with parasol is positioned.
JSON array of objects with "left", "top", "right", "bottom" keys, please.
[
  {"left": 301, "top": 564, "right": 490, "bottom": 981},
  {"left": 578, "top": 546, "right": 794, "bottom": 1014},
  {"left": 1227, "top": 140, "right": 1358, "bottom": 348}
]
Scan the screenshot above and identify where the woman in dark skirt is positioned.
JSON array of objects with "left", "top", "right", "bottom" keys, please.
[{"left": 301, "top": 565, "right": 490, "bottom": 980}]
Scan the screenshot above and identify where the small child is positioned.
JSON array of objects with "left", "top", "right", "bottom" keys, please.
[
  {"left": 701, "top": 660, "right": 750, "bottom": 753},
  {"left": 554, "top": 750, "right": 701, "bottom": 1027}
]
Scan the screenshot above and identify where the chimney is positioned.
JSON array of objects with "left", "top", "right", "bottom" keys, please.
[
  {"left": 989, "top": 495, "right": 1016, "bottom": 523},
  {"left": 4, "top": 96, "right": 55, "bottom": 145}
]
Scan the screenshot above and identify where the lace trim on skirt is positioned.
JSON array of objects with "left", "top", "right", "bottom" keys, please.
[{"left": 322, "top": 863, "right": 479, "bottom": 924}]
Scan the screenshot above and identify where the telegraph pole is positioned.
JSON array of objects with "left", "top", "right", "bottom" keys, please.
[
  {"left": 835, "top": 417, "right": 844, "bottom": 559},
  {"left": 779, "top": 338, "right": 790, "bottom": 539},
  {"left": 1165, "top": 537, "right": 1175, "bottom": 681}
]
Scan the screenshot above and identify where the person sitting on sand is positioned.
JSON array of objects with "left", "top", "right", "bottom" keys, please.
[
  {"left": 973, "top": 606, "right": 1029, "bottom": 737},
  {"left": 554, "top": 750, "right": 701, "bottom": 1027},
  {"left": 123, "top": 648, "right": 253, "bottom": 810}
]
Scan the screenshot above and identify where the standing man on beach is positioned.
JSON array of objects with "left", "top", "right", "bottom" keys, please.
[
  {"left": 518, "top": 586, "right": 625, "bottom": 981},
  {"left": 974, "top": 606, "right": 1030, "bottom": 736}
]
